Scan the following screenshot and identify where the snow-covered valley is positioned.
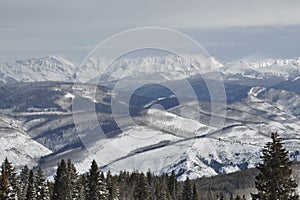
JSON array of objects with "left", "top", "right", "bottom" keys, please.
[{"left": 0, "top": 55, "right": 300, "bottom": 180}]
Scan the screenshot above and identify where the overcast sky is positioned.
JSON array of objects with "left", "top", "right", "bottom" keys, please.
[{"left": 1, "top": 0, "right": 300, "bottom": 63}]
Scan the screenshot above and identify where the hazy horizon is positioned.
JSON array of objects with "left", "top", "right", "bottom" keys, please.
[{"left": 1, "top": 0, "right": 300, "bottom": 63}]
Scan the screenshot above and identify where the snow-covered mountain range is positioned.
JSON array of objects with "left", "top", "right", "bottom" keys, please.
[
  {"left": 2, "top": 55, "right": 300, "bottom": 84},
  {"left": 0, "top": 56, "right": 75, "bottom": 83},
  {"left": 0, "top": 55, "right": 300, "bottom": 180}
]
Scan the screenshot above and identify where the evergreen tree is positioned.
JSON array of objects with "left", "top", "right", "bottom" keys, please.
[
  {"left": 251, "top": 132, "right": 299, "bottom": 200},
  {"left": 2, "top": 158, "right": 18, "bottom": 199},
  {"left": 66, "top": 159, "right": 79, "bottom": 199},
  {"left": 182, "top": 177, "right": 192, "bottom": 200},
  {"left": 155, "top": 180, "right": 167, "bottom": 200},
  {"left": 86, "top": 160, "right": 99, "bottom": 200},
  {"left": 46, "top": 181, "right": 53, "bottom": 200},
  {"left": 146, "top": 170, "right": 155, "bottom": 199},
  {"left": 35, "top": 168, "right": 50, "bottom": 200},
  {"left": 52, "top": 159, "right": 68, "bottom": 200},
  {"left": 133, "top": 173, "right": 149, "bottom": 200},
  {"left": 77, "top": 174, "right": 87, "bottom": 200},
  {"left": 25, "top": 170, "right": 36, "bottom": 200},
  {"left": 167, "top": 170, "right": 177, "bottom": 199},
  {"left": 0, "top": 165, "right": 10, "bottom": 200},
  {"left": 19, "top": 165, "right": 30, "bottom": 200},
  {"left": 86, "top": 160, "right": 108, "bottom": 200},
  {"left": 192, "top": 183, "right": 199, "bottom": 200},
  {"left": 106, "top": 171, "right": 119, "bottom": 200},
  {"left": 99, "top": 172, "right": 109, "bottom": 200}
]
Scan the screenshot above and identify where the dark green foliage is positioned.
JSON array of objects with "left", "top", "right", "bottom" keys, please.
[
  {"left": 35, "top": 168, "right": 50, "bottom": 200},
  {"left": 167, "top": 170, "right": 178, "bottom": 199},
  {"left": 86, "top": 160, "right": 99, "bottom": 200},
  {"left": 182, "top": 177, "right": 192, "bottom": 200},
  {"left": 66, "top": 159, "right": 79, "bottom": 199},
  {"left": 0, "top": 164, "right": 10, "bottom": 200},
  {"left": 86, "top": 160, "right": 108, "bottom": 200},
  {"left": 52, "top": 159, "right": 68, "bottom": 200},
  {"left": 192, "top": 183, "right": 199, "bottom": 200},
  {"left": 3, "top": 158, "right": 18, "bottom": 199},
  {"left": 0, "top": 155, "right": 298, "bottom": 199},
  {"left": 134, "top": 173, "right": 149, "bottom": 200},
  {"left": 251, "top": 132, "right": 299, "bottom": 200},
  {"left": 52, "top": 159, "right": 80, "bottom": 200},
  {"left": 106, "top": 171, "right": 119, "bottom": 200},
  {"left": 77, "top": 174, "right": 87, "bottom": 200},
  {"left": 25, "top": 170, "right": 35, "bottom": 200},
  {"left": 19, "top": 165, "right": 30, "bottom": 200},
  {"left": 0, "top": 158, "right": 18, "bottom": 199}
]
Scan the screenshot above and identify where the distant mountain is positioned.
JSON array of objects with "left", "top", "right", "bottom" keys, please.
[
  {"left": 75, "top": 55, "right": 223, "bottom": 85},
  {"left": 220, "top": 59, "right": 300, "bottom": 88},
  {"left": 0, "top": 56, "right": 299, "bottom": 180},
  {"left": 0, "top": 56, "right": 75, "bottom": 83},
  {"left": 1, "top": 56, "right": 300, "bottom": 86}
]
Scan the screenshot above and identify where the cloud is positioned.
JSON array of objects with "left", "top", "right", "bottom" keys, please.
[
  {"left": 0, "top": 0, "right": 300, "bottom": 62},
  {"left": 161, "top": 1, "right": 300, "bottom": 28}
]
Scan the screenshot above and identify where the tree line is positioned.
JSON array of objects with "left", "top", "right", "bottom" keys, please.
[
  {"left": 0, "top": 132, "right": 298, "bottom": 199},
  {"left": 0, "top": 157, "right": 249, "bottom": 200}
]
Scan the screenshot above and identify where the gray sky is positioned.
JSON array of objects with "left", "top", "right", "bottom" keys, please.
[{"left": 1, "top": 0, "right": 300, "bottom": 63}]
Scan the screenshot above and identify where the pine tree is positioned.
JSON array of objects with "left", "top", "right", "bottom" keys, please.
[
  {"left": 52, "top": 159, "right": 68, "bottom": 200},
  {"left": 46, "top": 181, "right": 53, "bottom": 200},
  {"left": 25, "top": 170, "right": 36, "bottom": 200},
  {"left": 155, "top": 179, "right": 167, "bottom": 200},
  {"left": 99, "top": 172, "right": 109, "bottom": 200},
  {"left": 182, "top": 177, "right": 192, "bottom": 200},
  {"left": 35, "top": 168, "right": 50, "bottom": 200},
  {"left": 192, "top": 183, "right": 199, "bottom": 200},
  {"left": 106, "top": 171, "right": 119, "bottom": 200},
  {"left": 0, "top": 164, "right": 9, "bottom": 200},
  {"left": 66, "top": 159, "right": 79, "bottom": 199},
  {"left": 2, "top": 158, "right": 18, "bottom": 199},
  {"left": 146, "top": 170, "right": 155, "bottom": 199},
  {"left": 133, "top": 173, "right": 149, "bottom": 200},
  {"left": 86, "top": 160, "right": 100, "bottom": 200},
  {"left": 251, "top": 132, "right": 299, "bottom": 200},
  {"left": 77, "top": 174, "right": 87, "bottom": 200},
  {"left": 167, "top": 170, "right": 177, "bottom": 199},
  {"left": 19, "top": 165, "right": 30, "bottom": 200},
  {"left": 86, "top": 160, "right": 108, "bottom": 200}
]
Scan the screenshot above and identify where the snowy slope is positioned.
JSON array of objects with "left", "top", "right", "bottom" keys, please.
[
  {"left": 37, "top": 84, "right": 300, "bottom": 180},
  {"left": 0, "top": 113, "right": 52, "bottom": 169}
]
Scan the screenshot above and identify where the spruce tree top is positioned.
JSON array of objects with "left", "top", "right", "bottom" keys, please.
[{"left": 251, "top": 132, "right": 299, "bottom": 200}]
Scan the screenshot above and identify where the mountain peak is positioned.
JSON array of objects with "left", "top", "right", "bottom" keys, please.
[{"left": 0, "top": 56, "right": 75, "bottom": 83}]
